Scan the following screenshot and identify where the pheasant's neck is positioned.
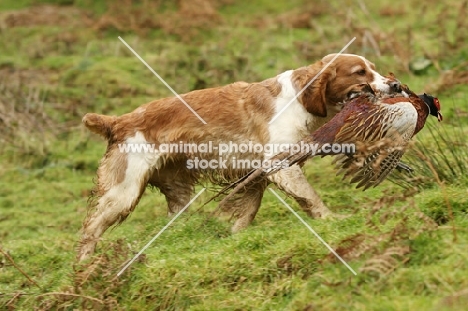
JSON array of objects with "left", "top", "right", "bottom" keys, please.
[{"left": 413, "top": 96, "right": 430, "bottom": 136}]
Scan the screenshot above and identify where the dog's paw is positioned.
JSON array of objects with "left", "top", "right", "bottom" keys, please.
[
  {"left": 324, "top": 212, "right": 351, "bottom": 220},
  {"left": 315, "top": 209, "right": 351, "bottom": 220}
]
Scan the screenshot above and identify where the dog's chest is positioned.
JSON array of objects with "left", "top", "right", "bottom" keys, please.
[{"left": 267, "top": 70, "right": 316, "bottom": 145}]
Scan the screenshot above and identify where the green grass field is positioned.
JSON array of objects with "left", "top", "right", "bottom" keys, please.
[{"left": 1, "top": 0, "right": 468, "bottom": 310}]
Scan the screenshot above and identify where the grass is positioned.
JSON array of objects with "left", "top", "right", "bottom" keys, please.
[{"left": 1, "top": 0, "right": 468, "bottom": 310}]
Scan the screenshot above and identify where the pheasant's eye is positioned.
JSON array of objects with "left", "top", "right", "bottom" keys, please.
[{"left": 356, "top": 69, "right": 366, "bottom": 75}]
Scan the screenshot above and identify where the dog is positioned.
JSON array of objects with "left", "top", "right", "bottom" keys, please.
[{"left": 77, "top": 53, "right": 402, "bottom": 261}]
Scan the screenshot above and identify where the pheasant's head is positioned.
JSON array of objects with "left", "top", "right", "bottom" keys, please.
[{"left": 419, "top": 93, "right": 443, "bottom": 122}]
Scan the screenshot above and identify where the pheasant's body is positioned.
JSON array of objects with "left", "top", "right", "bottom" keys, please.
[
  {"left": 214, "top": 86, "right": 442, "bottom": 202},
  {"left": 292, "top": 89, "right": 441, "bottom": 189}
]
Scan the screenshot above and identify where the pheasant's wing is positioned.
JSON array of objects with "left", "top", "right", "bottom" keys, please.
[
  {"left": 335, "top": 147, "right": 406, "bottom": 190},
  {"left": 332, "top": 99, "right": 418, "bottom": 189},
  {"left": 357, "top": 148, "right": 406, "bottom": 189}
]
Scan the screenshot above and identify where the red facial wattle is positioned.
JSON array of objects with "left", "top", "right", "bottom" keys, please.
[{"left": 434, "top": 98, "right": 443, "bottom": 122}]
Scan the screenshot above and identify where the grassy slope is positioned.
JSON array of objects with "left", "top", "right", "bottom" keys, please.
[{"left": 1, "top": 0, "right": 468, "bottom": 310}]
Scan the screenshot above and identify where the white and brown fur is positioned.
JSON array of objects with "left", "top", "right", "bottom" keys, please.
[{"left": 78, "top": 53, "right": 401, "bottom": 261}]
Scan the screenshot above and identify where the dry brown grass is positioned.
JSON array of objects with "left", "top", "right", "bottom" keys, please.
[
  {"left": 0, "top": 5, "right": 94, "bottom": 29},
  {"left": 0, "top": 68, "right": 58, "bottom": 157},
  {"left": 0, "top": 0, "right": 224, "bottom": 41},
  {"left": 93, "top": 0, "right": 222, "bottom": 40},
  {"left": 35, "top": 240, "right": 134, "bottom": 310},
  {"left": 322, "top": 190, "right": 437, "bottom": 279},
  {"left": 425, "top": 66, "right": 468, "bottom": 93}
]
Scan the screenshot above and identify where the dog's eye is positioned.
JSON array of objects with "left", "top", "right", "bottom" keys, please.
[{"left": 355, "top": 69, "right": 366, "bottom": 75}]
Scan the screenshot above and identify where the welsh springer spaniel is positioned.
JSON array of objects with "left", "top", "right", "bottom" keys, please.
[{"left": 78, "top": 53, "right": 402, "bottom": 261}]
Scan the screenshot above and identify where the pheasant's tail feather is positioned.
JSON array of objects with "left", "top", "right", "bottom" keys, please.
[
  {"left": 220, "top": 151, "right": 293, "bottom": 200},
  {"left": 284, "top": 152, "right": 310, "bottom": 168},
  {"left": 211, "top": 150, "right": 310, "bottom": 209},
  {"left": 265, "top": 151, "right": 309, "bottom": 175},
  {"left": 216, "top": 167, "right": 266, "bottom": 208}
]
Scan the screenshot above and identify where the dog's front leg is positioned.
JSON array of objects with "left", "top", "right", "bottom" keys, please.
[{"left": 267, "top": 164, "right": 333, "bottom": 219}]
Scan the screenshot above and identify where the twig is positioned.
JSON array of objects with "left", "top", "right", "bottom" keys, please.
[
  {"left": 36, "top": 292, "right": 104, "bottom": 305},
  {"left": 0, "top": 246, "right": 42, "bottom": 290},
  {"left": 5, "top": 292, "right": 30, "bottom": 307},
  {"left": 5, "top": 292, "right": 20, "bottom": 307},
  {"left": 438, "top": 226, "right": 468, "bottom": 232}
]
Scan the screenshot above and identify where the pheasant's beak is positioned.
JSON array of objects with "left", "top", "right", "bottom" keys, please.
[{"left": 437, "top": 112, "right": 443, "bottom": 122}]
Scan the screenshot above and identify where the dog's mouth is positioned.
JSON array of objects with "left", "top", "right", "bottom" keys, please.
[
  {"left": 347, "top": 90, "right": 364, "bottom": 100},
  {"left": 346, "top": 83, "right": 375, "bottom": 100}
]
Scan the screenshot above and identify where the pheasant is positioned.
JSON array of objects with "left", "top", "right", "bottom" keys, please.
[{"left": 213, "top": 85, "right": 442, "bottom": 204}]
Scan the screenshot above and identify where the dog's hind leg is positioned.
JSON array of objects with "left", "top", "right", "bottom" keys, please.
[
  {"left": 77, "top": 148, "right": 156, "bottom": 261},
  {"left": 159, "top": 181, "right": 195, "bottom": 216},
  {"left": 149, "top": 161, "right": 198, "bottom": 216}
]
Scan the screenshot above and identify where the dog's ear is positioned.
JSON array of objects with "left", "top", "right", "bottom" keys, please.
[
  {"left": 321, "top": 53, "right": 339, "bottom": 64},
  {"left": 294, "top": 61, "right": 336, "bottom": 118}
]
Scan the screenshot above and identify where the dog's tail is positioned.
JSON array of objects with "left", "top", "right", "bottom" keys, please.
[{"left": 82, "top": 113, "right": 116, "bottom": 140}]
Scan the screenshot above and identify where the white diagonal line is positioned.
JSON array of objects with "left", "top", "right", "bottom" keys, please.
[
  {"left": 118, "top": 36, "right": 207, "bottom": 125},
  {"left": 269, "top": 37, "right": 356, "bottom": 124},
  {"left": 117, "top": 188, "right": 206, "bottom": 276},
  {"left": 268, "top": 188, "right": 357, "bottom": 275}
]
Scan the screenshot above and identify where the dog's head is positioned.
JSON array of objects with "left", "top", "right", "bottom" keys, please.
[{"left": 293, "top": 53, "right": 402, "bottom": 117}]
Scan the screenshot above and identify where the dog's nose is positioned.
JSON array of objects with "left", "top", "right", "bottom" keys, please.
[{"left": 390, "top": 80, "right": 401, "bottom": 92}]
